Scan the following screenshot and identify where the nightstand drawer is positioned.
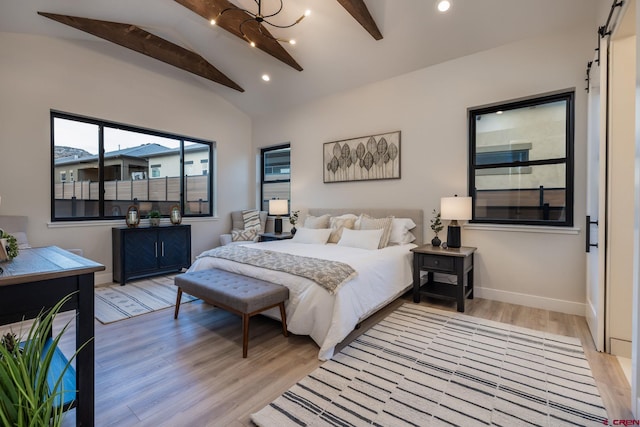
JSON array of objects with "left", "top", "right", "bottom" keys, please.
[{"left": 420, "top": 255, "right": 454, "bottom": 272}]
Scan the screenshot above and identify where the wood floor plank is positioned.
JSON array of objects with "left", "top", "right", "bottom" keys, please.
[{"left": 48, "top": 281, "right": 633, "bottom": 426}]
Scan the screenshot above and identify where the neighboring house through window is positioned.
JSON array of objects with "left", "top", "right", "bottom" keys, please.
[
  {"left": 51, "top": 111, "right": 215, "bottom": 220},
  {"left": 468, "top": 90, "right": 574, "bottom": 226},
  {"left": 261, "top": 144, "right": 291, "bottom": 213}
]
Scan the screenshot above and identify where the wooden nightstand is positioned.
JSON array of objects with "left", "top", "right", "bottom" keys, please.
[
  {"left": 259, "top": 232, "right": 293, "bottom": 242},
  {"left": 411, "top": 245, "right": 476, "bottom": 312}
]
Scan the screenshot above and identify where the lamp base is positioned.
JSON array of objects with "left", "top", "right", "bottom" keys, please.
[
  {"left": 274, "top": 217, "right": 283, "bottom": 234},
  {"left": 446, "top": 225, "right": 461, "bottom": 248}
]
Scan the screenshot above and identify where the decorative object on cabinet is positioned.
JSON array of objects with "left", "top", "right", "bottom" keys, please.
[
  {"left": 440, "top": 195, "right": 472, "bottom": 248},
  {"left": 429, "top": 209, "right": 444, "bottom": 247},
  {"left": 112, "top": 225, "right": 191, "bottom": 285},
  {"left": 269, "top": 199, "right": 288, "bottom": 234},
  {"left": 125, "top": 205, "right": 140, "bottom": 228},
  {"left": 170, "top": 205, "right": 182, "bottom": 225},
  {"left": 148, "top": 210, "right": 161, "bottom": 227},
  {"left": 323, "top": 131, "right": 400, "bottom": 183}
]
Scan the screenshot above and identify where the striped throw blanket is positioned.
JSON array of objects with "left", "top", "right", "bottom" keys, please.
[{"left": 196, "top": 245, "right": 357, "bottom": 294}]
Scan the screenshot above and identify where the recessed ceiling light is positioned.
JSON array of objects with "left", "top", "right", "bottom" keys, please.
[
  {"left": 437, "top": 0, "right": 451, "bottom": 12},
  {"left": 250, "top": 41, "right": 256, "bottom": 47},
  {"left": 210, "top": 18, "right": 216, "bottom": 25},
  {"left": 289, "top": 39, "right": 296, "bottom": 45},
  {"left": 496, "top": 111, "right": 503, "bottom": 115},
  {"left": 262, "top": 74, "right": 270, "bottom": 82}
]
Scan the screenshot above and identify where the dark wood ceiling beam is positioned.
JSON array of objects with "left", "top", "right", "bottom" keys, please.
[
  {"left": 38, "top": 12, "right": 244, "bottom": 92},
  {"left": 174, "top": 0, "right": 303, "bottom": 71},
  {"left": 336, "top": 0, "right": 382, "bottom": 40}
]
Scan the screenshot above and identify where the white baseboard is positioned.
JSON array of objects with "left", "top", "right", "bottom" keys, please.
[
  {"left": 474, "top": 286, "right": 586, "bottom": 315},
  {"left": 95, "top": 271, "right": 113, "bottom": 286}
]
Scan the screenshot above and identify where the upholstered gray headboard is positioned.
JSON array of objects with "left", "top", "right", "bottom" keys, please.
[{"left": 307, "top": 208, "right": 424, "bottom": 246}]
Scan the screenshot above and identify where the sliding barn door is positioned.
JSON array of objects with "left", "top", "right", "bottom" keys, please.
[{"left": 585, "top": 45, "right": 608, "bottom": 352}]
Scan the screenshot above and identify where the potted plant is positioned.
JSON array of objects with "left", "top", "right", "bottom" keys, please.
[
  {"left": 430, "top": 209, "right": 444, "bottom": 247},
  {"left": 0, "top": 293, "right": 88, "bottom": 427},
  {"left": 148, "top": 210, "right": 161, "bottom": 227},
  {"left": 289, "top": 210, "right": 300, "bottom": 235},
  {"left": 0, "top": 228, "right": 19, "bottom": 261}
]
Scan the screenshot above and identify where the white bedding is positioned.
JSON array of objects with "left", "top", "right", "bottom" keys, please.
[{"left": 188, "top": 241, "right": 415, "bottom": 360}]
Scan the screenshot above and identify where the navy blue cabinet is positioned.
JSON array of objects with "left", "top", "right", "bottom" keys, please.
[{"left": 112, "top": 225, "right": 191, "bottom": 284}]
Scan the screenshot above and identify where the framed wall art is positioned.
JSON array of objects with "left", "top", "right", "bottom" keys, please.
[{"left": 323, "top": 131, "right": 401, "bottom": 183}]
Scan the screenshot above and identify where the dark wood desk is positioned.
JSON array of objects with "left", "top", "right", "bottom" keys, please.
[{"left": 0, "top": 246, "right": 105, "bottom": 427}]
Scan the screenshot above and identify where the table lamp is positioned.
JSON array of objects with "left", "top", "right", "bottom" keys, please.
[
  {"left": 440, "top": 195, "right": 472, "bottom": 248},
  {"left": 269, "top": 199, "right": 288, "bottom": 234}
]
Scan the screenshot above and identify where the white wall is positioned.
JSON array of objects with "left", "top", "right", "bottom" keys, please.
[
  {"left": 0, "top": 32, "right": 254, "bottom": 284},
  {"left": 253, "top": 25, "right": 593, "bottom": 314}
]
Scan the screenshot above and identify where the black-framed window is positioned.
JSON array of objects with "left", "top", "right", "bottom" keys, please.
[
  {"left": 468, "top": 90, "right": 574, "bottom": 226},
  {"left": 260, "top": 144, "right": 290, "bottom": 212},
  {"left": 51, "top": 111, "right": 215, "bottom": 221}
]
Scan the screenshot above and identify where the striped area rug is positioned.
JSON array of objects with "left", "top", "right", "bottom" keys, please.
[
  {"left": 252, "top": 304, "right": 608, "bottom": 426},
  {"left": 95, "top": 275, "right": 196, "bottom": 324}
]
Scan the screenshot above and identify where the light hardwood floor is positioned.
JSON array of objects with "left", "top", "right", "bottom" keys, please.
[{"left": 53, "top": 281, "right": 632, "bottom": 426}]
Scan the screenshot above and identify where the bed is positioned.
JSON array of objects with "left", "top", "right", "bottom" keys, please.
[{"left": 188, "top": 208, "right": 423, "bottom": 360}]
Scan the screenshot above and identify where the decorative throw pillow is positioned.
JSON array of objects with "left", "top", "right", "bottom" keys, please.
[
  {"left": 242, "top": 209, "right": 261, "bottom": 231},
  {"left": 328, "top": 217, "right": 356, "bottom": 244},
  {"left": 303, "top": 214, "right": 330, "bottom": 229},
  {"left": 337, "top": 228, "right": 384, "bottom": 250},
  {"left": 291, "top": 227, "right": 332, "bottom": 244},
  {"left": 358, "top": 215, "right": 393, "bottom": 249},
  {"left": 389, "top": 217, "right": 417, "bottom": 245},
  {"left": 232, "top": 228, "right": 258, "bottom": 242}
]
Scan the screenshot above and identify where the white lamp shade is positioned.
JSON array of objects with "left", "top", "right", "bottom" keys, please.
[
  {"left": 441, "top": 196, "right": 472, "bottom": 220},
  {"left": 268, "top": 199, "right": 288, "bottom": 215}
]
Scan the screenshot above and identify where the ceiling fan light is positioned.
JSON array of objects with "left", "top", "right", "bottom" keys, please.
[
  {"left": 437, "top": 0, "right": 451, "bottom": 12},
  {"left": 250, "top": 41, "right": 256, "bottom": 47},
  {"left": 210, "top": 18, "right": 216, "bottom": 25}
]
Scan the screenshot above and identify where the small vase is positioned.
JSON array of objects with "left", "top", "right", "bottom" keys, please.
[
  {"left": 431, "top": 235, "right": 441, "bottom": 247},
  {"left": 291, "top": 226, "right": 297, "bottom": 235}
]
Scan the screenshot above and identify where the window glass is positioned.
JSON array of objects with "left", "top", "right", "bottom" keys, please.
[
  {"left": 53, "top": 117, "right": 100, "bottom": 218},
  {"left": 51, "top": 112, "right": 214, "bottom": 221},
  {"left": 261, "top": 145, "right": 290, "bottom": 212},
  {"left": 469, "top": 91, "right": 574, "bottom": 226}
]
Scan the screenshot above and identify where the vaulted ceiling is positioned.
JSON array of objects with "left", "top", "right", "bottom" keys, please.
[{"left": 1, "top": 0, "right": 596, "bottom": 118}]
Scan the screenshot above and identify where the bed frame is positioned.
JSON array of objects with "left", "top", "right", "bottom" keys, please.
[{"left": 307, "top": 208, "right": 424, "bottom": 246}]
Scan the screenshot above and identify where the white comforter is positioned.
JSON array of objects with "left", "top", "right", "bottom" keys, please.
[{"left": 188, "top": 241, "right": 415, "bottom": 360}]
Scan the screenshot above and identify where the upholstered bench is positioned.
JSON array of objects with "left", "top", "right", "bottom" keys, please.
[{"left": 173, "top": 268, "right": 289, "bottom": 358}]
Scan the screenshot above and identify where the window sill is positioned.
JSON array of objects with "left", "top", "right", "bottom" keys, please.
[
  {"left": 47, "top": 216, "right": 219, "bottom": 228},
  {"left": 464, "top": 223, "right": 580, "bottom": 235}
]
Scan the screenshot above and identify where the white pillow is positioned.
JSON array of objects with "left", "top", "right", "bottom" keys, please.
[
  {"left": 291, "top": 227, "right": 332, "bottom": 244},
  {"left": 358, "top": 215, "right": 393, "bottom": 248},
  {"left": 337, "top": 228, "right": 384, "bottom": 250},
  {"left": 303, "top": 214, "right": 331, "bottom": 229},
  {"left": 389, "top": 218, "right": 417, "bottom": 244}
]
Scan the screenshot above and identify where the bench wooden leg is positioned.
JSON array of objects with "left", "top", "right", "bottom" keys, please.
[
  {"left": 242, "top": 313, "right": 249, "bottom": 358},
  {"left": 174, "top": 287, "right": 183, "bottom": 319},
  {"left": 279, "top": 302, "right": 288, "bottom": 337}
]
